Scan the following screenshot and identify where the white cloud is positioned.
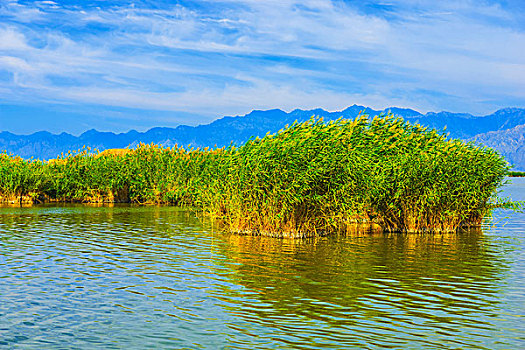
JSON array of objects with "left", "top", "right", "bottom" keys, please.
[
  {"left": 0, "top": 0, "right": 523, "bottom": 121},
  {"left": 0, "top": 55, "right": 33, "bottom": 72},
  {"left": 0, "top": 27, "right": 29, "bottom": 50},
  {"left": 0, "top": 1, "right": 45, "bottom": 23}
]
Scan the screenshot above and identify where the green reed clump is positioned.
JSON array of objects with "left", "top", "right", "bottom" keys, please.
[
  {"left": 0, "top": 114, "right": 510, "bottom": 236},
  {"left": 0, "top": 152, "right": 46, "bottom": 202},
  {"left": 360, "top": 116, "right": 508, "bottom": 232},
  {"left": 210, "top": 118, "right": 372, "bottom": 236},
  {"left": 205, "top": 115, "right": 509, "bottom": 235}
]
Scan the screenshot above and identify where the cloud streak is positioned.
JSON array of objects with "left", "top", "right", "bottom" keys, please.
[{"left": 0, "top": 0, "right": 524, "bottom": 133}]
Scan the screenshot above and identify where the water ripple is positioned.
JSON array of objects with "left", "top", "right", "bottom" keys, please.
[{"left": 1, "top": 180, "right": 524, "bottom": 349}]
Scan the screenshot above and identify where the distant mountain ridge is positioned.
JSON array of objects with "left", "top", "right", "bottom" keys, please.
[
  {"left": 470, "top": 124, "right": 525, "bottom": 170},
  {"left": 2, "top": 105, "right": 525, "bottom": 170}
]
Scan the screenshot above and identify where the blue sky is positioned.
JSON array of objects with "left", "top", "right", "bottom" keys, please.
[{"left": 0, "top": 0, "right": 524, "bottom": 134}]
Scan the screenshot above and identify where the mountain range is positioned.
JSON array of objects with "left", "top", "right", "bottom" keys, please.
[{"left": 1, "top": 105, "right": 524, "bottom": 170}]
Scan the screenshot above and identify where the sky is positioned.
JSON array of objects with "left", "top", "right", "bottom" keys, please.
[{"left": 0, "top": 0, "right": 524, "bottom": 135}]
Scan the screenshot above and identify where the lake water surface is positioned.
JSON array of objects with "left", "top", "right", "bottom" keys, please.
[{"left": 1, "top": 178, "right": 524, "bottom": 349}]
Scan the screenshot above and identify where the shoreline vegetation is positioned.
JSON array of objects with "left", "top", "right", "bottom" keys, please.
[
  {"left": 0, "top": 114, "right": 514, "bottom": 237},
  {"left": 508, "top": 171, "right": 525, "bottom": 177}
]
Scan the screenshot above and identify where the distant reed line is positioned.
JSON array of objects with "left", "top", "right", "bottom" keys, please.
[
  {"left": 508, "top": 171, "right": 525, "bottom": 177},
  {"left": 0, "top": 114, "right": 513, "bottom": 237}
]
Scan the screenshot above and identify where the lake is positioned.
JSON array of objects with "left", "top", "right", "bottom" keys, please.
[{"left": 1, "top": 178, "right": 524, "bottom": 349}]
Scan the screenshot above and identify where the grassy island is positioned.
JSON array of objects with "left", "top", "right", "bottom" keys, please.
[{"left": 0, "top": 114, "right": 510, "bottom": 237}]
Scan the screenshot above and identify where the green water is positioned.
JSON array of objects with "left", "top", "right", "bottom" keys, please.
[{"left": 1, "top": 178, "right": 524, "bottom": 349}]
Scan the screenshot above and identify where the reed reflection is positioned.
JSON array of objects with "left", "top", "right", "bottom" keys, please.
[{"left": 215, "top": 229, "right": 508, "bottom": 348}]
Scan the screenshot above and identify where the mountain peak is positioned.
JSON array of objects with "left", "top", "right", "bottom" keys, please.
[
  {"left": 81, "top": 129, "right": 100, "bottom": 136},
  {"left": 493, "top": 107, "right": 525, "bottom": 115},
  {"left": 245, "top": 109, "right": 286, "bottom": 118},
  {"left": 342, "top": 105, "right": 368, "bottom": 113},
  {"left": 383, "top": 107, "right": 422, "bottom": 118}
]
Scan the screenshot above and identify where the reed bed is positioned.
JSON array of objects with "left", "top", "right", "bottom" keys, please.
[
  {"left": 0, "top": 114, "right": 511, "bottom": 236},
  {"left": 508, "top": 171, "right": 525, "bottom": 177}
]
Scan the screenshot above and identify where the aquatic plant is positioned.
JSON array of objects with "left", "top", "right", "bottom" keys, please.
[
  {"left": 0, "top": 114, "right": 511, "bottom": 236},
  {"left": 508, "top": 171, "right": 525, "bottom": 177},
  {"left": 0, "top": 152, "right": 46, "bottom": 203}
]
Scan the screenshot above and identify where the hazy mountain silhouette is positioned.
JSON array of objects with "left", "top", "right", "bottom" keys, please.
[{"left": 1, "top": 105, "right": 524, "bottom": 170}]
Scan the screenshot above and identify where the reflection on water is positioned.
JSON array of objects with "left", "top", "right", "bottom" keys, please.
[
  {"left": 0, "top": 179, "right": 524, "bottom": 349},
  {"left": 218, "top": 230, "right": 512, "bottom": 349}
]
